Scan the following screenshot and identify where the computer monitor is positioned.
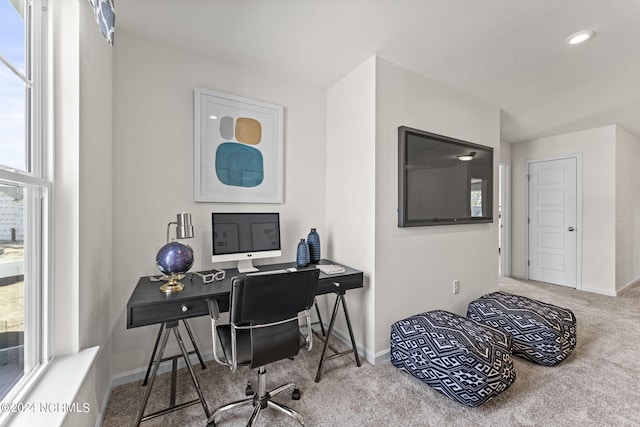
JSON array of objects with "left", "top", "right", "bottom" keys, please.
[{"left": 211, "top": 212, "right": 282, "bottom": 272}]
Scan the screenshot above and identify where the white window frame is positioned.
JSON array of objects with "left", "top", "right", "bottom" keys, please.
[{"left": 0, "top": 0, "right": 51, "bottom": 415}]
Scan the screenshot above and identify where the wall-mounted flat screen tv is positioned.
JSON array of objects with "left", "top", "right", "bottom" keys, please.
[{"left": 398, "top": 126, "right": 493, "bottom": 227}]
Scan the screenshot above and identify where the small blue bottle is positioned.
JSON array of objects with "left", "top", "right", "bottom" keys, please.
[
  {"left": 307, "top": 228, "right": 321, "bottom": 263},
  {"left": 296, "top": 239, "right": 310, "bottom": 268}
]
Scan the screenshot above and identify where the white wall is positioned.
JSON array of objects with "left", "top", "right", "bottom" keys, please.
[
  {"left": 77, "top": 1, "right": 114, "bottom": 423},
  {"left": 615, "top": 127, "right": 640, "bottom": 291},
  {"left": 511, "top": 125, "right": 617, "bottom": 294},
  {"left": 374, "top": 58, "right": 500, "bottom": 353},
  {"left": 325, "top": 56, "right": 377, "bottom": 357},
  {"left": 110, "top": 44, "right": 503, "bottom": 373},
  {"left": 500, "top": 140, "right": 512, "bottom": 164},
  {"left": 52, "top": 1, "right": 114, "bottom": 425},
  {"left": 53, "top": 0, "right": 80, "bottom": 358},
  {"left": 327, "top": 56, "right": 501, "bottom": 357},
  {"left": 111, "top": 31, "right": 327, "bottom": 375},
  {"left": 314, "top": 55, "right": 503, "bottom": 359}
]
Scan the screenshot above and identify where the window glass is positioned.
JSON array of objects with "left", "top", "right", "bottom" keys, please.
[
  {"left": 470, "top": 179, "right": 483, "bottom": 217},
  {"left": 0, "top": 0, "right": 48, "bottom": 408},
  {"left": 0, "top": 0, "right": 26, "bottom": 73},
  {"left": 0, "top": 184, "right": 24, "bottom": 399},
  {"left": 0, "top": 68, "right": 26, "bottom": 171},
  {"left": 1, "top": 0, "right": 28, "bottom": 172}
]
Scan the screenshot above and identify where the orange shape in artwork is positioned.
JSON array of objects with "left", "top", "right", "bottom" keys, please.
[{"left": 235, "top": 117, "right": 262, "bottom": 145}]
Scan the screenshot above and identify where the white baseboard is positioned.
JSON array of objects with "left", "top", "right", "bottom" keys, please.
[
  {"left": 111, "top": 351, "right": 212, "bottom": 389},
  {"left": 579, "top": 286, "right": 617, "bottom": 297},
  {"left": 95, "top": 381, "right": 111, "bottom": 427},
  {"left": 505, "top": 274, "right": 621, "bottom": 297},
  {"left": 616, "top": 276, "right": 640, "bottom": 296},
  {"left": 316, "top": 323, "right": 372, "bottom": 365},
  {"left": 374, "top": 348, "right": 390, "bottom": 365}
]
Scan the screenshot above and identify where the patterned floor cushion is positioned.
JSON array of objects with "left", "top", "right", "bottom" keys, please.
[
  {"left": 390, "top": 310, "right": 516, "bottom": 407},
  {"left": 467, "top": 291, "right": 577, "bottom": 366}
]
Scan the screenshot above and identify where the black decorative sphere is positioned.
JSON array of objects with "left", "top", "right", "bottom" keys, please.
[{"left": 156, "top": 242, "right": 194, "bottom": 275}]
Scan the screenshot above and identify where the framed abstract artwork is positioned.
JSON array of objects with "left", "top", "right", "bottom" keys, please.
[{"left": 194, "top": 88, "right": 284, "bottom": 203}]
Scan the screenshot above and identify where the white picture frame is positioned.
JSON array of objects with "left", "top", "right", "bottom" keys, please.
[{"left": 194, "top": 88, "right": 284, "bottom": 203}]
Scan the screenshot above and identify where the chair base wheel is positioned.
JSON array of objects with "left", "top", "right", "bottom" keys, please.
[
  {"left": 292, "top": 386, "right": 301, "bottom": 400},
  {"left": 245, "top": 381, "right": 254, "bottom": 396}
]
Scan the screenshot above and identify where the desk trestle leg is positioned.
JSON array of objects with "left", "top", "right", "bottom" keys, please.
[
  {"left": 135, "top": 321, "right": 211, "bottom": 426},
  {"left": 142, "top": 319, "right": 206, "bottom": 386},
  {"left": 313, "top": 299, "right": 326, "bottom": 337},
  {"left": 314, "top": 293, "right": 362, "bottom": 383}
]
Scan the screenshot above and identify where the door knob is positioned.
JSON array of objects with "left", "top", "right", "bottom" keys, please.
[{"left": 568, "top": 227, "right": 575, "bottom": 231}]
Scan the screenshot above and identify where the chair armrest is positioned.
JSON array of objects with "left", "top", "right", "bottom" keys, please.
[
  {"left": 207, "top": 299, "right": 230, "bottom": 368},
  {"left": 207, "top": 298, "right": 220, "bottom": 320},
  {"left": 302, "top": 310, "right": 313, "bottom": 352}
]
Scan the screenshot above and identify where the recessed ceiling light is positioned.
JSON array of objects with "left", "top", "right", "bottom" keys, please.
[
  {"left": 567, "top": 30, "right": 596, "bottom": 45},
  {"left": 457, "top": 152, "right": 476, "bottom": 162}
]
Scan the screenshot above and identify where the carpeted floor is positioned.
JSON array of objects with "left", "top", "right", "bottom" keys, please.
[{"left": 103, "top": 277, "right": 640, "bottom": 426}]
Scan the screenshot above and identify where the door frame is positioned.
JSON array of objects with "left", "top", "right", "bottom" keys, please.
[
  {"left": 499, "top": 163, "right": 511, "bottom": 277},
  {"left": 525, "top": 154, "right": 583, "bottom": 289}
]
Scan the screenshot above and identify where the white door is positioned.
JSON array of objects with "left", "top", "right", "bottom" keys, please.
[{"left": 528, "top": 158, "right": 578, "bottom": 287}]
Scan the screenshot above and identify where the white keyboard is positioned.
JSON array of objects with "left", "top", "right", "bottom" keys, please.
[{"left": 246, "top": 269, "right": 289, "bottom": 276}]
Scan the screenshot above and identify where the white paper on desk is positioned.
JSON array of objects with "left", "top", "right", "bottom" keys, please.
[{"left": 317, "top": 264, "right": 345, "bottom": 274}]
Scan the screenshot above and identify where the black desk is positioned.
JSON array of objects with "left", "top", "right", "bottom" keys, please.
[{"left": 127, "top": 259, "right": 363, "bottom": 424}]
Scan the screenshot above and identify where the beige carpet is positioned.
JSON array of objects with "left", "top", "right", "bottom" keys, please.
[{"left": 103, "top": 277, "right": 640, "bottom": 426}]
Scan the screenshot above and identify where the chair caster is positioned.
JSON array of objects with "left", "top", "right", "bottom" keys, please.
[
  {"left": 245, "top": 381, "right": 254, "bottom": 396},
  {"left": 292, "top": 386, "right": 301, "bottom": 400},
  {"left": 207, "top": 419, "right": 216, "bottom": 427}
]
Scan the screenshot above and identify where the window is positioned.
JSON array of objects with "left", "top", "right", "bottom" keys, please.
[
  {"left": 0, "top": 0, "right": 50, "bottom": 407},
  {"left": 470, "top": 178, "right": 484, "bottom": 217}
]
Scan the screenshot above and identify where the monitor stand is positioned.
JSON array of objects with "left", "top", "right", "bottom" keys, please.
[{"left": 237, "top": 259, "right": 258, "bottom": 273}]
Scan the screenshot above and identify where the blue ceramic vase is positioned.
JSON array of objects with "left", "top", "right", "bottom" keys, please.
[
  {"left": 307, "top": 228, "right": 321, "bottom": 263},
  {"left": 296, "top": 239, "right": 310, "bottom": 268}
]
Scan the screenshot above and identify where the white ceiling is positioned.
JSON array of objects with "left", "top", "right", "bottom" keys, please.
[{"left": 116, "top": 0, "right": 640, "bottom": 143}]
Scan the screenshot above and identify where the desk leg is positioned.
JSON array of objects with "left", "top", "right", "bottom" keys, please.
[
  {"left": 136, "top": 322, "right": 211, "bottom": 425},
  {"left": 341, "top": 294, "right": 362, "bottom": 368},
  {"left": 173, "top": 326, "right": 212, "bottom": 419},
  {"left": 314, "top": 299, "right": 326, "bottom": 337},
  {"left": 142, "top": 323, "right": 164, "bottom": 386},
  {"left": 142, "top": 319, "right": 205, "bottom": 386},
  {"left": 314, "top": 293, "right": 361, "bottom": 383},
  {"left": 170, "top": 356, "right": 178, "bottom": 407},
  {"left": 136, "top": 324, "right": 170, "bottom": 426},
  {"left": 182, "top": 318, "right": 207, "bottom": 369}
]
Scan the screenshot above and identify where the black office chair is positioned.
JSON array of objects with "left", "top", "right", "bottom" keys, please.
[{"left": 207, "top": 269, "right": 320, "bottom": 427}]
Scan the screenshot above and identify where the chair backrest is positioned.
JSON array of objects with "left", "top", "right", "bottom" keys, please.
[{"left": 229, "top": 269, "right": 320, "bottom": 368}]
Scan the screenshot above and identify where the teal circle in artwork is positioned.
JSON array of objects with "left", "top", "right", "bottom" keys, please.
[{"left": 215, "top": 142, "right": 264, "bottom": 187}]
